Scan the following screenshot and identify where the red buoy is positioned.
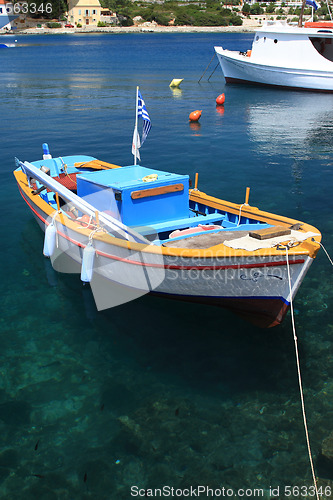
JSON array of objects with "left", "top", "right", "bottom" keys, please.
[
  {"left": 216, "top": 93, "right": 225, "bottom": 105},
  {"left": 189, "top": 110, "right": 202, "bottom": 122}
]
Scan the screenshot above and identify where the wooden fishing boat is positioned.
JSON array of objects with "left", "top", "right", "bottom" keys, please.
[{"left": 13, "top": 148, "right": 321, "bottom": 328}]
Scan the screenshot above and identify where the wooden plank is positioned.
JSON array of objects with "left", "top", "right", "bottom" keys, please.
[
  {"left": 131, "top": 183, "right": 184, "bottom": 200},
  {"left": 249, "top": 226, "right": 291, "bottom": 240}
]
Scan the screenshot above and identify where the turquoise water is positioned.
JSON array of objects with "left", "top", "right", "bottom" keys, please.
[{"left": 1, "top": 32, "right": 333, "bottom": 498}]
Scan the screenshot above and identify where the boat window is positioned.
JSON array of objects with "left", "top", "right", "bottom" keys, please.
[
  {"left": 309, "top": 37, "right": 333, "bottom": 62},
  {"left": 274, "top": 39, "right": 278, "bottom": 43}
]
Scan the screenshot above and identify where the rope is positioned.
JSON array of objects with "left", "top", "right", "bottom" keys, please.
[
  {"left": 198, "top": 53, "right": 216, "bottom": 83},
  {"left": 236, "top": 204, "right": 245, "bottom": 227},
  {"left": 285, "top": 246, "right": 319, "bottom": 500},
  {"left": 316, "top": 240, "right": 333, "bottom": 267},
  {"left": 60, "top": 157, "right": 76, "bottom": 183},
  {"left": 207, "top": 62, "right": 220, "bottom": 82},
  {"left": 88, "top": 226, "right": 103, "bottom": 243}
]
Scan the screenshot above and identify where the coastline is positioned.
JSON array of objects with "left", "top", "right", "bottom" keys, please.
[{"left": 1, "top": 21, "right": 259, "bottom": 36}]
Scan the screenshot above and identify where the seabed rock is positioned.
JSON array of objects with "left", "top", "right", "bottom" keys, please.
[{"left": 322, "top": 432, "right": 333, "bottom": 463}]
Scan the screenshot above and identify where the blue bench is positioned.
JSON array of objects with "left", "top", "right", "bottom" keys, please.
[{"left": 135, "top": 212, "right": 225, "bottom": 235}]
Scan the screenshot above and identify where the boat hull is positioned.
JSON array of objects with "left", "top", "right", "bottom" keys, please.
[
  {"left": 17, "top": 182, "right": 314, "bottom": 328},
  {"left": 215, "top": 49, "right": 333, "bottom": 92}
]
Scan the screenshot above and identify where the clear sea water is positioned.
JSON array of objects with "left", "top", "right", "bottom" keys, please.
[{"left": 1, "top": 32, "right": 333, "bottom": 499}]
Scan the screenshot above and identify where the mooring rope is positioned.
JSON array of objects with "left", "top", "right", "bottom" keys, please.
[
  {"left": 315, "top": 240, "right": 333, "bottom": 267},
  {"left": 285, "top": 246, "right": 319, "bottom": 500},
  {"left": 236, "top": 203, "right": 245, "bottom": 227}
]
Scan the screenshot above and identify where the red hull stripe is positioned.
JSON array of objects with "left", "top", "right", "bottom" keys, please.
[{"left": 19, "top": 186, "right": 305, "bottom": 271}]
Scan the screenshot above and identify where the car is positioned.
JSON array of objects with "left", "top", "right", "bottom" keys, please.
[{"left": 65, "top": 24, "right": 74, "bottom": 28}]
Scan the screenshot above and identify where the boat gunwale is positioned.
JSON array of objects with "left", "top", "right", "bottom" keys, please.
[{"left": 14, "top": 169, "right": 321, "bottom": 260}]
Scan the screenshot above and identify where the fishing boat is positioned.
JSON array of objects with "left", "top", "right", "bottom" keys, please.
[
  {"left": 13, "top": 145, "right": 321, "bottom": 328},
  {"left": 214, "top": 20, "right": 333, "bottom": 91}
]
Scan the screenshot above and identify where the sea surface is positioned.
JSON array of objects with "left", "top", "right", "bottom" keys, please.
[{"left": 1, "top": 32, "right": 333, "bottom": 499}]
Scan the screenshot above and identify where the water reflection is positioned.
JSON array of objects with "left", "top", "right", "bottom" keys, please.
[
  {"left": 215, "top": 104, "right": 225, "bottom": 116},
  {"left": 189, "top": 121, "right": 201, "bottom": 135},
  {"left": 169, "top": 87, "right": 183, "bottom": 99},
  {"left": 247, "top": 92, "right": 333, "bottom": 158}
]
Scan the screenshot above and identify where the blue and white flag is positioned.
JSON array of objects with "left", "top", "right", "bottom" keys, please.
[
  {"left": 137, "top": 89, "right": 152, "bottom": 144},
  {"left": 306, "top": 0, "right": 318, "bottom": 10},
  {"left": 132, "top": 88, "right": 152, "bottom": 164}
]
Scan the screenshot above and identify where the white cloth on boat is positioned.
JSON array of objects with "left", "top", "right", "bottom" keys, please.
[{"left": 223, "top": 230, "right": 320, "bottom": 251}]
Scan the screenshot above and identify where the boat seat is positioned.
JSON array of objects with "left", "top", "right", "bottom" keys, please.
[{"left": 136, "top": 212, "right": 225, "bottom": 235}]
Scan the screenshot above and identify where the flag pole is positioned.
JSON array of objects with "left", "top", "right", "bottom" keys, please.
[{"left": 134, "top": 86, "right": 139, "bottom": 165}]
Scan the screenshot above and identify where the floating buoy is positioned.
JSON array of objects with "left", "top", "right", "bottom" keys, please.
[
  {"left": 169, "top": 78, "right": 184, "bottom": 88},
  {"left": 216, "top": 93, "right": 225, "bottom": 105},
  {"left": 43, "top": 222, "right": 57, "bottom": 257},
  {"left": 81, "top": 242, "right": 96, "bottom": 283},
  {"left": 189, "top": 110, "right": 202, "bottom": 122}
]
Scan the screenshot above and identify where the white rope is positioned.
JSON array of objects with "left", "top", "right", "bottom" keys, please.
[
  {"left": 317, "top": 240, "right": 333, "bottom": 267},
  {"left": 237, "top": 203, "right": 245, "bottom": 227},
  {"left": 285, "top": 247, "right": 319, "bottom": 500}
]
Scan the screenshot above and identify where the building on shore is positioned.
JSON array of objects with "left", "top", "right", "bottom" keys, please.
[{"left": 67, "top": 0, "right": 102, "bottom": 26}]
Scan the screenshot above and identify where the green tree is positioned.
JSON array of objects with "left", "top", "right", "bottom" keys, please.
[
  {"left": 250, "top": 2, "right": 264, "bottom": 15},
  {"left": 242, "top": 2, "right": 250, "bottom": 15},
  {"left": 265, "top": 3, "right": 275, "bottom": 14},
  {"left": 25, "top": 0, "right": 67, "bottom": 19}
]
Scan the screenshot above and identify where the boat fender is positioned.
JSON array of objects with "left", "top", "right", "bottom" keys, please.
[
  {"left": 42, "top": 143, "right": 52, "bottom": 160},
  {"left": 81, "top": 242, "right": 96, "bottom": 283},
  {"left": 43, "top": 222, "right": 57, "bottom": 257}
]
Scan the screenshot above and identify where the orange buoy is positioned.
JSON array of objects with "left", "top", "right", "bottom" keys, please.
[
  {"left": 216, "top": 93, "right": 225, "bottom": 105},
  {"left": 189, "top": 110, "right": 202, "bottom": 122}
]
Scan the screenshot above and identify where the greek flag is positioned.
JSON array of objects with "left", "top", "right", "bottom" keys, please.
[
  {"left": 137, "top": 90, "right": 151, "bottom": 144},
  {"left": 306, "top": 0, "right": 318, "bottom": 10},
  {"left": 132, "top": 87, "right": 152, "bottom": 164}
]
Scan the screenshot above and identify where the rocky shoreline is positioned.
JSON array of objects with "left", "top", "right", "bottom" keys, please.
[{"left": 1, "top": 21, "right": 259, "bottom": 36}]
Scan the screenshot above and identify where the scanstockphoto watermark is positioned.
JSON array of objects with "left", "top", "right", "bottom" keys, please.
[
  {"left": 131, "top": 485, "right": 333, "bottom": 498},
  {"left": 130, "top": 485, "right": 266, "bottom": 497},
  {"left": 167, "top": 266, "right": 284, "bottom": 284}
]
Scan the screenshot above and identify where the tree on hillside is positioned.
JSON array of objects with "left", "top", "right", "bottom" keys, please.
[{"left": 242, "top": 2, "right": 251, "bottom": 15}]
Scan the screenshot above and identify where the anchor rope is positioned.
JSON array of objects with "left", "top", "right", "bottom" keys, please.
[
  {"left": 285, "top": 246, "right": 319, "bottom": 500},
  {"left": 316, "top": 240, "right": 333, "bottom": 267}
]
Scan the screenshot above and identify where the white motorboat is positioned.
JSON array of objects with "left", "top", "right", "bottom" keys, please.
[{"left": 215, "top": 21, "right": 333, "bottom": 91}]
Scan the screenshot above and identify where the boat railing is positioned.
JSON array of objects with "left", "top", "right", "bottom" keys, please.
[{"left": 16, "top": 159, "right": 147, "bottom": 245}]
